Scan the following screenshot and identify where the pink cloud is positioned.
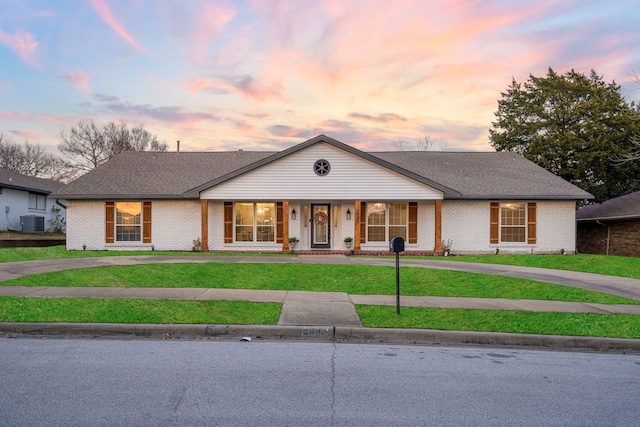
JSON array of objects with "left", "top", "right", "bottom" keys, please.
[
  {"left": 0, "top": 111, "right": 31, "bottom": 119},
  {"left": 267, "top": 125, "right": 310, "bottom": 138},
  {"left": 89, "top": 0, "right": 144, "bottom": 52},
  {"left": 187, "top": 75, "right": 287, "bottom": 103},
  {"left": 349, "top": 113, "right": 407, "bottom": 124},
  {"left": 192, "top": 3, "right": 236, "bottom": 65},
  {"left": 62, "top": 69, "right": 91, "bottom": 93},
  {"left": 10, "top": 130, "right": 37, "bottom": 138},
  {"left": 40, "top": 113, "right": 80, "bottom": 125},
  {"left": 187, "top": 79, "right": 209, "bottom": 96},
  {"left": 0, "top": 28, "right": 39, "bottom": 67}
]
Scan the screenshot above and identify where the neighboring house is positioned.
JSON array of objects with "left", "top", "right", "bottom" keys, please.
[
  {"left": 52, "top": 135, "right": 592, "bottom": 254},
  {"left": 0, "top": 168, "right": 66, "bottom": 233},
  {"left": 576, "top": 191, "right": 640, "bottom": 257}
]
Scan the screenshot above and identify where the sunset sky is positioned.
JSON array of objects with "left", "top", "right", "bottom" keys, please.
[{"left": 1, "top": 0, "right": 639, "bottom": 154}]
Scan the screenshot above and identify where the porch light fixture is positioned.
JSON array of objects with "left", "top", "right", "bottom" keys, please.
[
  {"left": 292, "top": 209, "right": 297, "bottom": 220},
  {"left": 346, "top": 209, "right": 351, "bottom": 220}
]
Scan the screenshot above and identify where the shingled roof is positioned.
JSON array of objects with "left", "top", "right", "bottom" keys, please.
[
  {"left": 577, "top": 191, "right": 640, "bottom": 221},
  {"left": 0, "top": 168, "right": 64, "bottom": 194},
  {"left": 372, "top": 151, "right": 592, "bottom": 199},
  {"left": 53, "top": 150, "right": 274, "bottom": 199},
  {"left": 53, "top": 135, "right": 593, "bottom": 201}
]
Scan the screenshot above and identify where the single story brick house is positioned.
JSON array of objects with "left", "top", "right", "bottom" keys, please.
[
  {"left": 576, "top": 191, "right": 640, "bottom": 257},
  {"left": 52, "top": 135, "right": 592, "bottom": 254},
  {"left": 0, "top": 168, "right": 66, "bottom": 233}
]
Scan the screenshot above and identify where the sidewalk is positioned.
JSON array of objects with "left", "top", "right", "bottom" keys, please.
[{"left": 1, "top": 255, "right": 640, "bottom": 350}]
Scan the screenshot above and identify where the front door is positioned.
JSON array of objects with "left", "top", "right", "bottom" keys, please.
[{"left": 311, "top": 204, "right": 331, "bottom": 249}]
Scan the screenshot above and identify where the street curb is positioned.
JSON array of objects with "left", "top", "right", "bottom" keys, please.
[
  {"left": 334, "top": 327, "right": 640, "bottom": 351},
  {"left": 2, "top": 322, "right": 640, "bottom": 351},
  {"left": 0, "top": 323, "right": 334, "bottom": 341}
]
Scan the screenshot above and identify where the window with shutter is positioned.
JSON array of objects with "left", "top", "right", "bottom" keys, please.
[
  {"left": 490, "top": 202, "right": 536, "bottom": 244},
  {"left": 143, "top": 202, "right": 152, "bottom": 243},
  {"left": 224, "top": 202, "right": 233, "bottom": 243},
  {"left": 105, "top": 202, "right": 114, "bottom": 243},
  {"left": 276, "top": 202, "right": 283, "bottom": 243},
  {"left": 408, "top": 202, "right": 418, "bottom": 244},
  {"left": 527, "top": 203, "right": 537, "bottom": 244}
]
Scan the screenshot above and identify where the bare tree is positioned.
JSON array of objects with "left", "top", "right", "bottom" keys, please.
[
  {"left": 0, "top": 132, "right": 63, "bottom": 179},
  {"left": 59, "top": 119, "right": 168, "bottom": 175},
  {"left": 58, "top": 119, "right": 107, "bottom": 172},
  {"left": 397, "top": 134, "right": 448, "bottom": 151},
  {"left": 415, "top": 135, "right": 432, "bottom": 151}
]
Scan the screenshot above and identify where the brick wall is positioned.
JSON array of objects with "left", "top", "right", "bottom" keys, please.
[
  {"left": 67, "top": 200, "right": 200, "bottom": 251},
  {"left": 67, "top": 198, "right": 580, "bottom": 254},
  {"left": 442, "top": 200, "right": 577, "bottom": 255},
  {"left": 577, "top": 220, "right": 640, "bottom": 257}
]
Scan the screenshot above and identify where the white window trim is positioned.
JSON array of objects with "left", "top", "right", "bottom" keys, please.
[
  {"left": 499, "top": 202, "right": 528, "bottom": 244},
  {"left": 366, "top": 202, "right": 408, "bottom": 243},
  {"left": 115, "top": 201, "right": 142, "bottom": 243},
  {"left": 234, "top": 202, "right": 277, "bottom": 243}
]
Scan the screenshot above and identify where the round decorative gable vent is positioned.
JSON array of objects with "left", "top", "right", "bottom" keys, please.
[{"left": 313, "top": 159, "right": 330, "bottom": 176}]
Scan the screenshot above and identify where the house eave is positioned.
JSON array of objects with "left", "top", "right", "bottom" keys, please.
[
  {"left": 454, "top": 194, "right": 594, "bottom": 200},
  {"left": 52, "top": 194, "right": 197, "bottom": 200},
  {"left": 1, "top": 183, "right": 51, "bottom": 195},
  {"left": 577, "top": 214, "right": 640, "bottom": 222}
]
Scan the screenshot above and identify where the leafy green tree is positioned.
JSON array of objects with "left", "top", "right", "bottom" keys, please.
[{"left": 489, "top": 68, "right": 640, "bottom": 202}]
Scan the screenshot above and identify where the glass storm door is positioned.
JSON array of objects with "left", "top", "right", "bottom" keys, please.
[{"left": 311, "top": 204, "right": 331, "bottom": 249}]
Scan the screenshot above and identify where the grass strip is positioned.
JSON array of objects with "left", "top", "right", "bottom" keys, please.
[
  {"left": 3, "top": 263, "right": 637, "bottom": 305},
  {"left": 357, "top": 306, "right": 640, "bottom": 339},
  {"left": 437, "top": 254, "right": 640, "bottom": 279},
  {"left": 3, "top": 246, "right": 640, "bottom": 280},
  {"left": 0, "top": 297, "right": 281, "bottom": 325},
  {"left": 0, "top": 245, "right": 287, "bottom": 263}
]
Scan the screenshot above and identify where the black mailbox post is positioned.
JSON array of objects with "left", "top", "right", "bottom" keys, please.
[{"left": 389, "top": 237, "right": 405, "bottom": 314}]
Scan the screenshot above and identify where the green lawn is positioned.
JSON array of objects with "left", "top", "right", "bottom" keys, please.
[
  {"left": 3, "top": 263, "right": 637, "bottom": 304},
  {"left": 358, "top": 306, "right": 640, "bottom": 339},
  {"left": 437, "top": 254, "right": 640, "bottom": 279},
  {"left": 0, "top": 245, "right": 284, "bottom": 263},
  {"left": 2, "top": 246, "right": 640, "bottom": 279},
  {"left": 0, "top": 297, "right": 281, "bottom": 324}
]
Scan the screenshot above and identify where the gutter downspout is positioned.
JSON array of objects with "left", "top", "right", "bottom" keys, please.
[
  {"left": 55, "top": 199, "right": 67, "bottom": 210},
  {"left": 596, "top": 220, "right": 610, "bottom": 255}
]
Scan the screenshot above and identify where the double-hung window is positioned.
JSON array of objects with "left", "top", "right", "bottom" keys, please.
[
  {"left": 235, "top": 202, "right": 275, "bottom": 242},
  {"left": 500, "top": 203, "right": 526, "bottom": 242},
  {"left": 28, "top": 193, "right": 46, "bottom": 210},
  {"left": 490, "top": 202, "right": 536, "bottom": 244},
  {"left": 115, "top": 202, "right": 141, "bottom": 242},
  {"left": 366, "top": 202, "right": 407, "bottom": 242}
]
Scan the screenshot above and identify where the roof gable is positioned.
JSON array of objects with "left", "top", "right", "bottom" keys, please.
[
  {"left": 199, "top": 140, "right": 446, "bottom": 200},
  {"left": 186, "top": 135, "right": 458, "bottom": 198}
]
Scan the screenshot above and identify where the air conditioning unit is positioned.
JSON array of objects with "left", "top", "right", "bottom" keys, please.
[{"left": 21, "top": 215, "right": 45, "bottom": 232}]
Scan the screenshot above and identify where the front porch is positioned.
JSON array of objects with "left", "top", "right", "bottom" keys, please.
[{"left": 199, "top": 199, "right": 444, "bottom": 254}]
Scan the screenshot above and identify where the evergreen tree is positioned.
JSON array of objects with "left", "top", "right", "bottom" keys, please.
[{"left": 489, "top": 68, "right": 640, "bottom": 202}]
